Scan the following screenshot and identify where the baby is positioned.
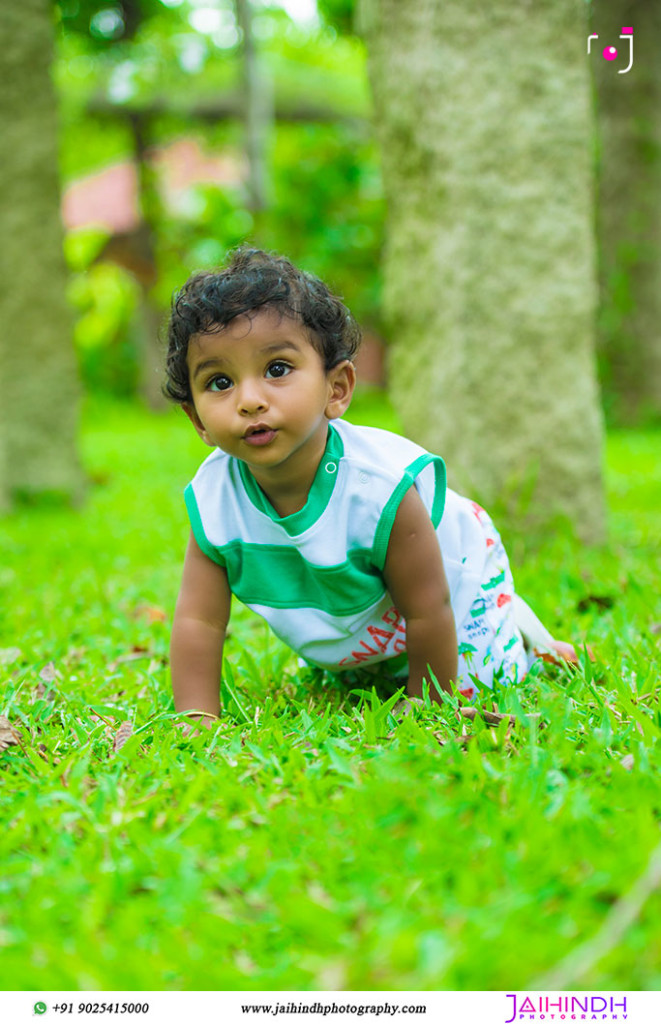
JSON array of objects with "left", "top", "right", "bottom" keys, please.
[{"left": 165, "top": 248, "right": 571, "bottom": 726}]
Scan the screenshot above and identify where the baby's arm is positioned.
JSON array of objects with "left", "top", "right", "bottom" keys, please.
[
  {"left": 170, "top": 531, "right": 231, "bottom": 727},
  {"left": 383, "top": 486, "right": 458, "bottom": 702}
]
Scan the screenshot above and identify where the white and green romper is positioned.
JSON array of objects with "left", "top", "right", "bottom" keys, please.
[{"left": 184, "top": 419, "right": 543, "bottom": 698}]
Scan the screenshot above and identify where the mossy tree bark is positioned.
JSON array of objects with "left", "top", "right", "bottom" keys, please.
[
  {"left": 591, "top": 1, "right": 661, "bottom": 424},
  {"left": 235, "top": 0, "right": 273, "bottom": 219},
  {"left": 0, "top": 0, "right": 83, "bottom": 510},
  {"left": 361, "top": 0, "right": 606, "bottom": 542}
]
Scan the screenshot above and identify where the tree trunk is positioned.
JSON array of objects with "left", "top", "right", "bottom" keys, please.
[
  {"left": 235, "top": 0, "right": 273, "bottom": 222},
  {"left": 0, "top": 0, "right": 84, "bottom": 510},
  {"left": 128, "top": 114, "right": 169, "bottom": 410},
  {"left": 591, "top": 0, "right": 661, "bottom": 424},
  {"left": 361, "top": 0, "right": 606, "bottom": 543}
]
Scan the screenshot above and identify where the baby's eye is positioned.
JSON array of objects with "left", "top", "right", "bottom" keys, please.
[
  {"left": 208, "top": 375, "right": 232, "bottom": 392},
  {"left": 266, "top": 361, "right": 292, "bottom": 379}
]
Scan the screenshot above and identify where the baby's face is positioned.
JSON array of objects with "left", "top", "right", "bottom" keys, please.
[{"left": 183, "top": 308, "right": 353, "bottom": 492}]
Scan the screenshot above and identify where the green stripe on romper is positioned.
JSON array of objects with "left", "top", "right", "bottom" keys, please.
[
  {"left": 184, "top": 486, "right": 385, "bottom": 614},
  {"left": 184, "top": 483, "right": 226, "bottom": 565},
  {"left": 222, "top": 542, "right": 384, "bottom": 614},
  {"left": 371, "top": 454, "right": 447, "bottom": 571}
]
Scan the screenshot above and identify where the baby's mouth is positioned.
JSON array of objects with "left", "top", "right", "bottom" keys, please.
[{"left": 243, "top": 425, "right": 277, "bottom": 446}]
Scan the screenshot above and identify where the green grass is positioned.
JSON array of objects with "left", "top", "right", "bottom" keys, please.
[{"left": 1, "top": 391, "right": 659, "bottom": 991}]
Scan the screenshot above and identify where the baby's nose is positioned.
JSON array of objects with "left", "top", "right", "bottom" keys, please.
[{"left": 237, "top": 379, "right": 268, "bottom": 413}]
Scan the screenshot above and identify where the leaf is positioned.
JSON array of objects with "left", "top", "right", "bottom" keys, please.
[
  {"left": 392, "top": 696, "right": 424, "bottom": 720},
  {"left": 65, "top": 646, "right": 88, "bottom": 662},
  {"left": 0, "top": 647, "right": 23, "bottom": 668},
  {"left": 132, "top": 604, "right": 168, "bottom": 624},
  {"left": 39, "top": 662, "right": 62, "bottom": 684},
  {"left": 0, "top": 715, "right": 22, "bottom": 753},
  {"left": 458, "top": 706, "right": 517, "bottom": 727},
  {"left": 112, "top": 721, "right": 133, "bottom": 754},
  {"left": 34, "top": 678, "right": 57, "bottom": 700},
  {"left": 434, "top": 731, "right": 474, "bottom": 749},
  {"left": 107, "top": 646, "right": 153, "bottom": 672}
]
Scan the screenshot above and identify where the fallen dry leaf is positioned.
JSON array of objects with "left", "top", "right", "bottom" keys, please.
[
  {"left": 65, "top": 646, "right": 88, "bottom": 662},
  {"left": 0, "top": 647, "right": 23, "bottom": 668},
  {"left": 39, "top": 662, "right": 62, "bottom": 684},
  {"left": 34, "top": 677, "right": 59, "bottom": 701},
  {"left": 89, "top": 469, "right": 112, "bottom": 486},
  {"left": 132, "top": 604, "right": 168, "bottom": 624},
  {"left": 393, "top": 697, "right": 425, "bottom": 719},
  {"left": 0, "top": 715, "right": 22, "bottom": 753},
  {"left": 112, "top": 721, "right": 133, "bottom": 754},
  {"left": 620, "top": 754, "right": 635, "bottom": 771},
  {"left": 458, "top": 706, "right": 517, "bottom": 727},
  {"left": 107, "top": 646, "right": 152, "bottom": 672},
  {"left": 434, "top": 731, "right": 474, "bottom": 748}
]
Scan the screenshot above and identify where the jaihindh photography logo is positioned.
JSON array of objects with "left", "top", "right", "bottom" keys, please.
[{"left": 505, "top": 994, "right": 629, "bottom": 1022}]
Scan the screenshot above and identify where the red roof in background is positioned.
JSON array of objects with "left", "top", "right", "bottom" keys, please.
[
  {"left": 63, "top": 161, "right": 139, "bottom": 233},
  {"left": 62, "top": 138, "right": 241, "bottom": 233}
]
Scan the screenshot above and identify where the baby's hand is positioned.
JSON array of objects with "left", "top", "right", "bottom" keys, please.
[{"left": 175, "top": 712, "right": 220, "bottom": 738}]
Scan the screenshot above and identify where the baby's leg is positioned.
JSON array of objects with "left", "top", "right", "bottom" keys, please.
[{"left": 454, "top": 505, "right": 529, "bottom": 700}]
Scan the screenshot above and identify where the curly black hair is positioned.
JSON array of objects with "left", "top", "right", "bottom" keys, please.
[{"left": 164, "top": 247, "right": 362, "bottom": 404}]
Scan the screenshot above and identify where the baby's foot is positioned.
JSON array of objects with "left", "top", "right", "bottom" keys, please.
[{"left": 536, "top": 639, "right": 595, "bottom": 664}]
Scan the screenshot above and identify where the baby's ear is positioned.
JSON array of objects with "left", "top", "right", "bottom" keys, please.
[
  {"left": 326, "top": 360, "right": 356, "bottom": 420},
  {"left": 182, "top": 403, "right": 213, "bottom": 446}
]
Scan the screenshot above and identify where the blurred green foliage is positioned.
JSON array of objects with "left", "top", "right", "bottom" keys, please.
[
  {"left": 153, "top": 122, "right": 383, "bottom": 316},
  {"left": 68, "top": 256, "right": 142, "bottom": 396},
  {"left": 55, "top": 0, "right": 381, "bottom": 398},
  {"left": 64, "top": 227, "right": 141, "bottom": 395},
  {"left": 317, "top": 0, "right": 356, "bottom": 37}
]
